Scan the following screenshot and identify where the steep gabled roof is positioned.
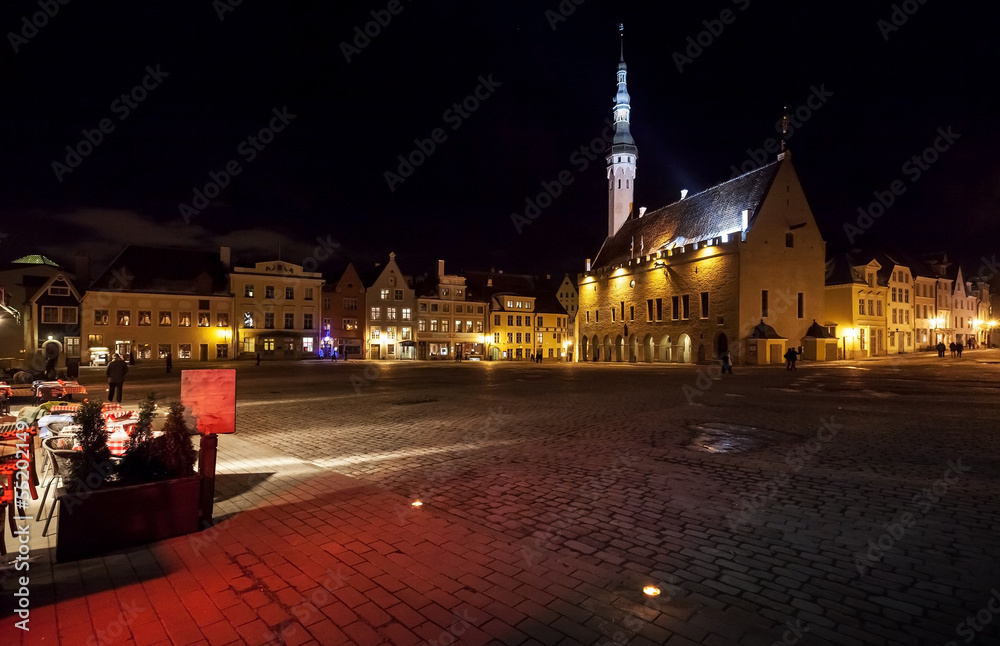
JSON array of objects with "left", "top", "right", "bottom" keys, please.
[
  {"left": 90, "top": 246, "right": 230, "bottom": 295},
  {"left": 593, "top": 159, "right": 783, "bottom": 269}
]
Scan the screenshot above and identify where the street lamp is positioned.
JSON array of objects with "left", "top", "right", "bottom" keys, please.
[{"left": 842, "top": 327, "right": 856, "bottom": 360}]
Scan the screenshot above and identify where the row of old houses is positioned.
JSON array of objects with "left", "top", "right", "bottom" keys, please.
[{"left": 0, "top": 247, "right": 577, "bottom": 371}]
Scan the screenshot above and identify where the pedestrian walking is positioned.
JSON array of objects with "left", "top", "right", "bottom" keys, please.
[
  {"left": 784, "top": 347, "right": 799, "bottom": 371},
  {"left": 956, "top": 342, "right": 963, "bottom": 358},
  {"left": 165, "top": 351, "right": 172, "bottom": 374},
  {"left": 949, "top": 342, "right": 956, "bottom": 357},
  {"left": 106, "top": 353, "right": 129, "bottom": 403},
  {"left": 937, "top": 341, "right": 946, "bottom": 357},
  {"left": 256, "top": 352, "right": 261, "bottom": 366},
  {"left": 720, "top": 349, "right": 733, "bottom": 374}
]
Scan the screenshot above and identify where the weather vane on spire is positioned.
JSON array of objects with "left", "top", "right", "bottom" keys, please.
[
  {"left": 780, "top": 106, "right": 789, "bottom": 152},
  {"left": 619, "top": 23, "right": 625, "bottom": 60}
]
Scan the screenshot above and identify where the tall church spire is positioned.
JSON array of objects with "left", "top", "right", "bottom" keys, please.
[{"left": 607, "top": 23, "right": 638, "bottom": 238}]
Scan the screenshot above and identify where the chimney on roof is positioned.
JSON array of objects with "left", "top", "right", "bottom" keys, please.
[
  {"left": 219, "top": 246, "right": 231, "bottom": 270},
  {"left": 639, "top": 207, "right": 647, "bottom": 217},
  {"left": 438, "top": 259, "right": 445, "bottom": 277},
  {"left": 680, "top": 189, "right": 688, "bottom": 200}
]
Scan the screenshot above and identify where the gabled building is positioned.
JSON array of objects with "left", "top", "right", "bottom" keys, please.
[
  {"left": 230, "top": 258, "right": 324, "bottom": 360},
  {"left": 556, "top": 274, "right": 578, "bottom": 360},
  {"left": 0, "top": 254, "right": 83, "bottom": 370},
  {"left": 415, "top": 260, "right": 486, "bottom": 360},
  {"left": 824, "top": 254, "right": 888, "bottom": 358},
  {"left": 874, "top": 253, "right": 915, "bottom": 354},
  {"left": 321, "top": 262, "right": 366, "bottom": 359},
  {"left": 81, "top": 246, "right": 233, "bottom": 364},
  {"left": 364, "top": 253, "right": 416, "bottom": 360},
  {"left": 578, "top": 44, "right": 826, "bottom": 365}
]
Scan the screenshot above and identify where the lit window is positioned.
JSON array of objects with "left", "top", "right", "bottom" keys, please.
[
  {"left": 381, "top": 289, "right": 390, "bottom": 300},
  {"left": 159, "top": 311, "right": 172, "bottom": 326},
  {"left": 138, "top": 311, "right": 152, "bottom": 326},
  {"left": 217, "top": 313, "right": 229, "bottom": 327},
  {"left": 117, "top": 310, "right": 131, "bottom": 326},
  {"left": 245, "top": 285, "right": 254, "bottom": 297},
  {"left": 179, "top": 312, "right": 192, "bottom": 327}
]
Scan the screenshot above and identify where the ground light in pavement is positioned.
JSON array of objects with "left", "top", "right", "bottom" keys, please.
[{"left": 642, "top": 585, "right": 661, "bottom": 597}]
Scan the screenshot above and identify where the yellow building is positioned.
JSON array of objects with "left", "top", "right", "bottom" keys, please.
[
  {"left": 876, "top": 254, "right": 915, "bottom": 354},
  {"left": 578, "top": 48, "right": 825, "bottom": 365},
  {"left": 824, "top": 255, "right": 887, "bottom": 359},
  {"left": 230, "top": 259, "right": 324, "bottom": 359},
  {"left": 81, "top": 246, "right": 234, "bottom": 364}
]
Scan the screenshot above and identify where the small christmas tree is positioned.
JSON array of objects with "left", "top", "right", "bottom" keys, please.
[{"left": 68, "top": 400, "right": 111, "bottom": 492}]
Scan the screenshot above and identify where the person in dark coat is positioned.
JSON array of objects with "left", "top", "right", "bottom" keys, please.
[
  {"left": 106, "top": 353, "right": 129, "bottom": 403},
  {"left": 784, "top": 347, "right": 799, "bottom": 371},
  {"left": 956, "top": 342, "right": 963, "bottom": 358},
  {"left": 256, "top": 352, "right": 261, "bottom": 366},
  {"left": 720, "top": 350, "right": 733, "bottom": 374},
  {"left": 165, "top": 351, "right": 173, "bottom": 373},
  {"left": 937, "top": 341, "right": 946, "bottom": 357}
]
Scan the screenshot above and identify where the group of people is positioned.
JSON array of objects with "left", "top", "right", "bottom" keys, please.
[{"left": 936, "top": 341, "right": 972, "bottom": 358}]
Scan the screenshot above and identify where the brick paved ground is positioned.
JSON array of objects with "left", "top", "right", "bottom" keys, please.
[{"left": 2, "top": 351, "right": 1000, "bottom": 645}]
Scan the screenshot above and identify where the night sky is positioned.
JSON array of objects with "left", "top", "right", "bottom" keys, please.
[{"left": 1, "top": 1, "right": 997, "bottom": 282}]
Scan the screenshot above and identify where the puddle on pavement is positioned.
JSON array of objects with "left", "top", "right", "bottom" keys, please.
[{"left": 686, "top": 423, "right": 778, "bottom": 454}]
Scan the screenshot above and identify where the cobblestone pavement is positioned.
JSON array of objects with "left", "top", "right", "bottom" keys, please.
[{"left": 3, "top": 351, "right": 1000, "bottom": 645}]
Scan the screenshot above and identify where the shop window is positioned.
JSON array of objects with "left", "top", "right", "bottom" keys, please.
[{"left": 178, "top": 344, "right": 192, "bottom": 359}]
